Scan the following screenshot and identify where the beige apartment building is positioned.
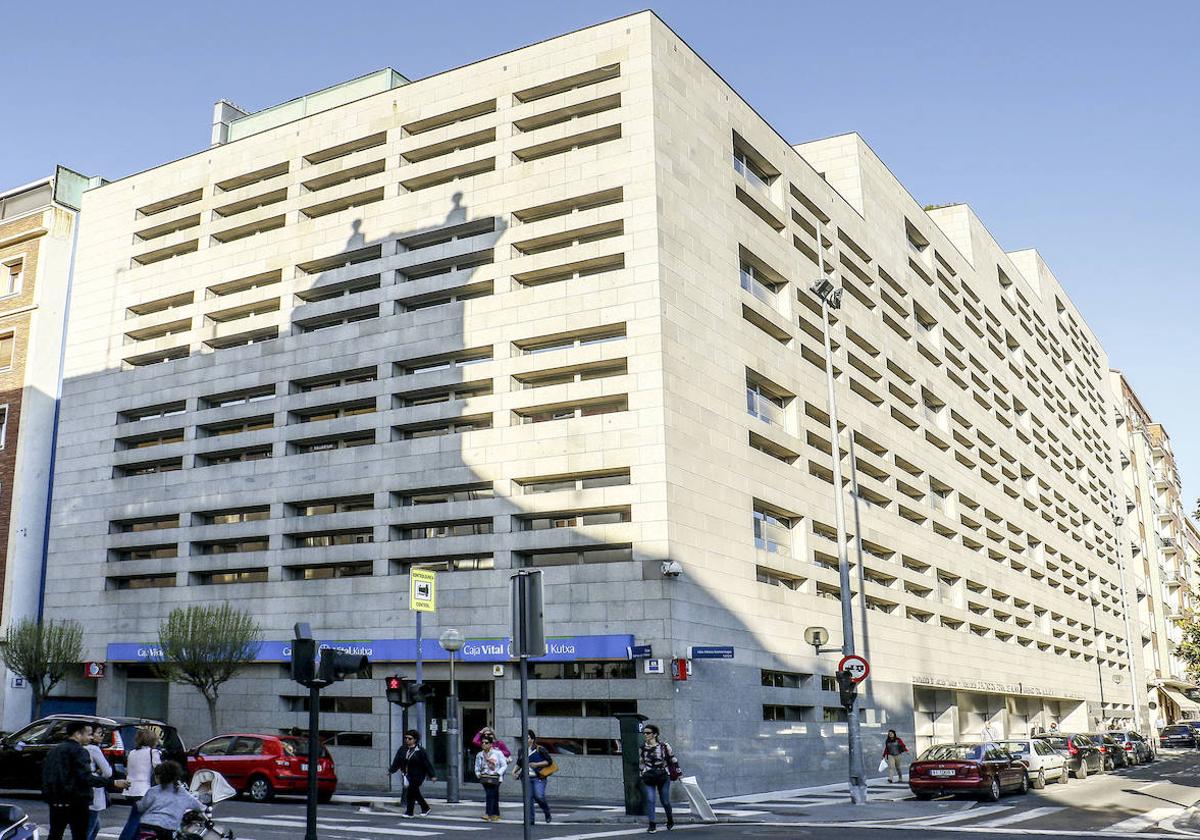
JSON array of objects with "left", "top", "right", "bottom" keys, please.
[
  {"left": 44, "top": 12, "right": 1139, "bottom": 794},
  {"left": 0, "top": 168, "right": 93, "bottom": 730},
  {"left": 1111, "top": 372, "right": 1200, "bottom": 725}
]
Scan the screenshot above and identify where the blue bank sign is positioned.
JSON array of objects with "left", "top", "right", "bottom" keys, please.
[{"left": 107, "top": 634, "right": 634, "bottom": 664}]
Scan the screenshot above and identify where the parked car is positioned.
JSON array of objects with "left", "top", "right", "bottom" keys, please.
[
  {"left": 1176, "top": 720, "right": 1200, "bottom": 740},
  {"left": 1035, "top": 733, "right": 1103, "bottom": 779},
  {"left": 1107, "top": 730, "right": 1154, "bottom": 765},
  {"left": 908, "top": 742, "right": 1029, "bottom": 801},
  {"left": 0, "top": 714, "right": 186, "bottom": 790},
  {"left": 0, "top": 804, "right": 37, "bottom": 840},
  {"left": 1087, "top": 733, "right": 1127, "bottom": 770},
  {"left": 1159, "top": 724, "right": 1197, "bottom": 749},
  {"left": 997, "top": 738, "right": 1068, "bottom": 788},
  {"left": 187, "top": 733, "right": 336, "bottom": 803}
]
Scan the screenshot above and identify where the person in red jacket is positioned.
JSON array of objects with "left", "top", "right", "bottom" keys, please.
[{"left": 882, "top": 730, "right": 909, "bottom": 783}]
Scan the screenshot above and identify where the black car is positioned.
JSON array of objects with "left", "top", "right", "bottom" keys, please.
[
  {"left": 1107, "top": 730, "right": 1154, "bottom": 764},
  {"left": 0, "top": 714, "right": 186, "bottom": 790},
  {"left": 1159, "top": 724, "right": 1197, "bottom": 749},
  {"left": 1087, "top": 732, "right": 1127, "bottom": 770},
  {"left": 1036, "top": 733, "right": 1103, "bottom": 779}
]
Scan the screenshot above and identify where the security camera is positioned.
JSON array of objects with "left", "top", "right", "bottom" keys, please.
[{"left": 661, "top": 560, "right": 683, "bottom": 578}]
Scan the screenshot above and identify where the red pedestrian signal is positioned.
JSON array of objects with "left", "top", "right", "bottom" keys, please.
[{"left": 385, "top": 674, "right": 406, "bottom": 705}]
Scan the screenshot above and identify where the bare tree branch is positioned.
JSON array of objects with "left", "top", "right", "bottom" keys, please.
[{"left": 1, "top": 619, "right": 84, "bottom": 717}]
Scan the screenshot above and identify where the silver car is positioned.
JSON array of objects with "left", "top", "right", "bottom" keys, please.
[{"left": 998, "top": 738, "right": 1069, "bottom": 788}]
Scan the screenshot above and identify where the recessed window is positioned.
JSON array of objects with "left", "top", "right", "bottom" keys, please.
[
  {"left": 0, "top": 333, "right": 15, "bottom": 370},
  {"left": 3, "top": 259, "right": 25, "bottom": 296}
]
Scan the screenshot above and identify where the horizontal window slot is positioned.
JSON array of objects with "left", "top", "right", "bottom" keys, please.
[
  {"left": 740, "top": 305, "right": 790, "bottom": 344},
  {"left": 204, "top": 327, "right": 278, "bottom": 350},
  {"left": 296, "top": 245, "right": 382, "bottom": 276},
  {"left": 398, "top": 280, "right": 492, "bottom": 311},
  {"left": 134, "top": 214, "right": 201, "bottom": 242},
  {"left": 513, "top": 543, "right": 632, "bottom": 568},
  {"left": 211, "top": 215, "right": 286, "bottom": 244},
  {"left": 201, "top": 386, "right": 274, "bottom": 409},
  {"left": 212, "top": 188, "right": 288, "bottom": 218},
  {"left": 396, "top": 347, "right": 492, "bottom": 375},
  {"left": 513, "top": 93, "right": 621, "bottom": 133},
  {"left": 403, "top": 99, "right": 497, "bottom": 135},
  {"left": 132, "top": 240, "right": 198, "bottom": 266},
  {"left": 393, "top": 555, "right": 494, "bottom": 575},
  {"left": 295, "top": 274, "right": 380, "bottom": 303},
  {"left": 206, "top": 269, "right": 282, "bottom": 298},
  {"left": 288, "top": 529, "right": 374, "bottom": 548},
  {"left": 128, "top": 291, "right": 194, "bottom": 317},
  {"left": 118, "top": 401, "right": 186, "bottom": 423},
  {"left": 300, "top": 188, "right": 384, "bottom": 219},
  {"left": 289, "top": 431, "right": 376, "bottom": 454},
  {"left": 197, "top": 446, "right": 273, "bottom": 466},
  {"left": 193, "top": 537, "right": 269, "bottom": 554},
  {"left": 398, "top": 218, "right": 496, "bottom": 251},
  {"left": 401, "top": 128, "right": 495, "bottom": 164},
  {"left": 215, "top": 162, "right": 289, "bottom": 193},
  {"left": 304, "top": 132, "right": 387, "bottom": 165},
  {"left": 194, "top": 568, "right": 269, "bottom": 585},
  {"left": 195, "top": 506, "right": 270, "bottom": 525},
  {"left": 137, "top": 189, "right": 203, "bottom": 218},
  {"left": 108, "top": 574, "right": 176, "bottom": 590},
  {"left": 392, "top": 414, "right": 493, "bottom": 439},
  {"left": 116, "top": 429, "right": 185, "bottom": 450},
  {"left": 125, "top": 318, "right": 191, "bottom": 343},
  {"left": 394, "top": 380, "right": 492, "bottom": 407},
  {"left": 513, "top": 323, "right": 624, "bottom": 355},
  {"left": 512, "top": 187, "right": 623, "bottom": 223},
  {"left": 291, "top": 398, "right": 376, "bottom": 423},
  {"left": 206, "top": 298, "right": 279, "bottom": 324},
  {"left": 516, "top": 468, "right": 630, "bottom": 494},
  {"left": 111, "top": 514, "right": 180, "bottom": 534},
  {"left": 114, "top": 457, "right": 183, "bottom": 477},
  {"left": 513, "top": 125, "right": 621, "bottom": 163},
  {"left": 400, "top": 158, "right": 495, "bottom": 193},
  {"left": 517, "top": 506, "right": 631, "bottom": 530},
  {"left": 301, "top": 159, "right": 386, "bottom": 193},
  {"left": 294, "top": 305, "right": 379, "bottom": 333},
  {"left": 123, "top": 346, "right": 188, "bottom": 367},
  {"left": 396, "top": 519, "right": 493, "bottom": 540},
  {"left": 513, "top": 395, "right": 628, "bottom": 424},
  {"left": 291, "top": 367, "right": 377, "bottom": 393},
  {"left": 513, "top": 359, "right": 627, "bottom": 389},
  {"left": 513, "top": 64, "right": 620, "bottom": 103},
  {"left": 287, "top": 562, "right": 374, "bottom": 580},
  {"left": 288, "top": 495, "right": 374, "bottom": 516},
  {"left": 400, "top": 250, "right": 493, "bottom": 281},
  {"left": 394, "top": 483, "right": 494, "bottom": 506},
  {"left": 513, "top": 220, "right": 623, "bottom": 256},
  {"left": 513, "top": 253, "right": 623, "bottom": 288}
]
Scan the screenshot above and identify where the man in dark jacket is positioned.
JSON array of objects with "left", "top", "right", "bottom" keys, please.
[
  {"left": 388, "top": 730, "right": 436, "bottom": 817},
  {"left": 42, "top": 720, "right": 125, "bottom": 840}
]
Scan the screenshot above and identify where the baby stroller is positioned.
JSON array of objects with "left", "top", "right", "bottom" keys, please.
[
  {"left": 177, "top": 769, "right": 237, "bottom": 840},
  {"left": 0, "top": 805, "right": 37, "bottom": 840}
]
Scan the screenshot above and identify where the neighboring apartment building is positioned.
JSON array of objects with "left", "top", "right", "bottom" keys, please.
[
  {"left": 0, "top": 168, "right": 93, "bottom": 730},
  {"left": 1111, "top": 372, "right": 1200, "bottom": 725},
  {"left": 45, "top": 12, "right": 1136, "bottom": 795}
]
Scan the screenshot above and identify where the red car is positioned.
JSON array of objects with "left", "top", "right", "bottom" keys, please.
[
  {"left": 187, "top": 733, "right": 336, "bottom": 802},
  {"left": 909, "top": 742, "right": 1029, "bottom": 801}
]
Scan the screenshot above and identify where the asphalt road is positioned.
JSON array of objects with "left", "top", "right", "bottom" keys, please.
[{"left": 6, "top": 749, "right": 1200, "bottom": 838}]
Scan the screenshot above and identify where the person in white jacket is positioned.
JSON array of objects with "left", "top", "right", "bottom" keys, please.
[
  {"left": 474, "top": 736, "right": 508, "bottom": 822},
  {"left": 117, "top": 729, "right": 162, "bottom": 840},
  {"left": 84, "top": 727, "right": 113, "bottom": 840}
]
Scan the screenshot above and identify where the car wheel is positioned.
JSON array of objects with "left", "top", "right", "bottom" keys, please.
[
  {"left": 1075, "top": 762, "right": 1087, "bottom": 780},
  {"left": 1103, "top": 756, "right": 1113, "bottom": 772},
  {"left": 914, "top": 792, "right": 933, "bottom": 801},
  {"left": 247, "top": 775, "right": 274, "bottom": 803},
  {"left": 1058, "top": 767, "right": 1069, "bottom": 784},
  {"left": 984, "top": 777, "right": 1002, "bottom": 802},
  {"left": 1018, "top": 773, "right": 1030, "bottom": 795},
  {"left": 317, "top": 790, "right": 334, "bottom": 804},
  {"left": 1032, "top": 770, "right": 1046, "bottom": 790}
]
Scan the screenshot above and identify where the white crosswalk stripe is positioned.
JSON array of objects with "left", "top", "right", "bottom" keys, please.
[
  {"left": 968, "top": 806, "right": 1065, "bottom": 827},
  {"left": 1102, "top": 805, "right": 1185, "bottom": 833}
]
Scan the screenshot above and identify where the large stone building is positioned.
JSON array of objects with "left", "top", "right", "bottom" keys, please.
[
  {"left": 0, "top": 167, "right": 93, "bottom": 730},
  {"left": 44, "top": 12, "right": 1142, "bottom": 795},
  {"left": 1111, "top": 372, "right": 1200, "bottom": 724}
]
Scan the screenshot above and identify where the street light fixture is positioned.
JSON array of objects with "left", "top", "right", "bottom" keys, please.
[
  {"left": 439, "top": 628, "right": 465, "bottom": 804},
  {"left": 810, "top": 242, "right": 868, "bottom": 805}
]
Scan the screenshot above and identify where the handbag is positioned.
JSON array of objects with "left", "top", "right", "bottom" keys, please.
[
  {"left": 878, "top": 758, "right": 889, "bottom": 773},
  {"left": 668, "top": 763, "right": 682, "bottom": 782},
  {"left": 536, "top": 748, "right": 559, "bottom": 778},
  {"left": 479, "top": 771, "right": 502, "bottom": 787},
  {"left": 641, "top": 767, "right": 669, "bottom": 785}
]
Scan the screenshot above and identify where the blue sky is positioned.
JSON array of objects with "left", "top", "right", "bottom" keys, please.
[{"left": 3, "top": 1, "right": 1197, "bottom": 508}]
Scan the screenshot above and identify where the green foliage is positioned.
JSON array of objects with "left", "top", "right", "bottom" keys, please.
[
  {"left": 1174, "top": 613, "right": 1200, "bottom": 686},
  {"left": 1, "top": 618, "right": 84, "bottom": 717},
  {"left": 155, "top": 603, "right": 262, "bottom": 735}
]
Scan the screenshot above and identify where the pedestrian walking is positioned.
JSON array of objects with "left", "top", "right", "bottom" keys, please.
[
  {"left": 639, "top": 724, "right": 681, "bottom": 833},
  {"left": 471, "top": 726, "right": 511, "bottom": 758},
  {"left": 135, "top": 761, "right": 205, "bottom": 840},
  {"left": 511, "top": 730, "right": 553, "bottom": 824},
  {"left": 117, "top": 728, "right": 163, "bottom": 840},
  {"left": 83, "top": 726, "right": 113, "bottom": 840},
  {"left": 388, "top": 730, "right": 436, "bottom": 818},
  {"left": 980, "top": 721, "right": 998, "bottom": 742},
  {"left": 882, "top": 730, "right": 908, "bottom": 783},
  {"left": 474, "top": 736, "right": 508, "bottom": 822},
  {"left": 42, "top": 720, "right": 125, "bottom": 840}
]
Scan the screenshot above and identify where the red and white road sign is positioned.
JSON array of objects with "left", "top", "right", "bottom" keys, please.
[
  {"left": 83, "top": 662, "right": 106, "bottom": 679},
  {"left": 838, "top": 654, "right": 869, "bottom": 684}
]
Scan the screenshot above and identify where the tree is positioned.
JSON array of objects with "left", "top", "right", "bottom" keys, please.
[
  {"left": 1175, "top": 613, "right": 1200, "bottom": 686},
  {"left": 155, "top": 604, "right": 262, "bottom": 737},
  {"left": 1, "top": 618, "right": 84, "bottom": 718}
]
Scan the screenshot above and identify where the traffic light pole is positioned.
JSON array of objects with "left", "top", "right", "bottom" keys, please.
[
  {"left": 519, "top": 654, "right": 532, "bottom": 840},
  {"left": 305, "top": 683, "right": 320, "bottom": 840}
]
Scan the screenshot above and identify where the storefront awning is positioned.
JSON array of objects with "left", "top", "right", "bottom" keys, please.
[{"left": 1160, "top": 686, "right": 1200, "bottom": 718}]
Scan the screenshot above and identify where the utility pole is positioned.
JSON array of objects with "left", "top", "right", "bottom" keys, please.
[
  {"left": 810, "top": 223, "right": 868, "bottom": 805},
  {"left": 512, "top": 570, "right": 546, "bottom": 840}
]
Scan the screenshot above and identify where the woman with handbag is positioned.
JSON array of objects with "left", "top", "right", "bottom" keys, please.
[
  {"left": 882, "top": 730, "right": 909, "bottom": 783},
  {"left": 639, "top": 724, "right": 681, "bottom": 833},
  {"left": 517, "top": 731, "right": 554, "bottom": 824},
  {"left": 474, "top": 736, "right": 508, "bottom": 822},
  {"left": 118, "top": 728, "right": 162, "bottom": 840}
]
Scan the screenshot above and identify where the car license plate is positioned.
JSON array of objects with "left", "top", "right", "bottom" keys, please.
[
  {"left": 301, "top": 763, "right": 308, "bottom": 771},
  {"left": 929, "top": 769, "right": 955, "bottom": 777}
]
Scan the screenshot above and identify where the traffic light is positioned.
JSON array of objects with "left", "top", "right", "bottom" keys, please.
[
  {"left": 385, "top": 675, "right": 407, "bottom": 706},
  {"left": 318, "top": 649, "right": 370, "bottom": 684},
  {"left": 405, "top": 681, "right": 436, "bottom": 707},
  {"left": 291, "top": 633, "right": 317, "bottom": 687},
  {"left": 836, "top": 669, "right": 857, "bottom": 709}
]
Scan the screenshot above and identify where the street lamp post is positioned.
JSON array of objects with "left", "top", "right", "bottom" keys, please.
[
  {"left": 439, "top": 628, "right": 465, "bottom": 804},
  {"left": 811, "top": 243, "right": 868, "bottom": 805}
]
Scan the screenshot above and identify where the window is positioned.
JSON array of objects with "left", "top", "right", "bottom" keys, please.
[
  {"left": 395, "top": 381, "right": 492, "bottom": 407},
  {"left": 286, "top": 695, "right": 373, "bottom": 714},
  {"left": 195, "top": 538, "right": 269, "bottom": 555},
  {"left": 109, "top": 574, "right": 176, "bottom": 590},
  {"left": 396, "top": 484, "right": 493, "bottom": 506},
  {"left": 822, "top": 708, "right": 848, "bottom": 722},
  {"left": 518, "top": 469, "right": 630, "bottom": 494},
  {"left": 513, "top": 324, "right": 624, "bottom": 355},
  {"left": 518, "top": 507, "right": 630, "bottom": 530},
  {"left": 514, "top": 545, "right": 633, "bottom": 568},
  {"left": 198, "top": 416, "right": 273, "bottom": 437},
  {"left": 197, "top": 736, "right": 235, "bottom": 756},
  {"left": 754, "top": 503, "right": 795, "bottom": 558},
  {"left": 397, "top": 347, "right": 492, "bottom": 375},
  {"left": 513, "top": 396, "right": 627, "bottom": 424},
  {"left": 292, "top": 367, "right": 377, "bottom": 393},
  {"left": 393, "top": 555, "right": 494, "bottom": 574},
  {"left": 394, "top": 415, "right": 492, "bottom": 439},
  {"left": 762, "top": 670, "right": 808, "bottom": 688},
  {"left": 529, "top": 699, "right": 637, "bottom": 717},
  {"left": 746, "top": 373, "right": 790, "bottom": 427},
  {"left": 195, "top": 569, "right": 269, "bottom": 585},
  {"left": 291, "top": 399, "right": 376, "bottom": 423},
  {"left": 528, "top": 661, "right": 635, "bottom": 680},
  {"left": 287, "top": 562, "right": 374, "bottom": 581},
  {"left": 295, "top": 305, "right": 378, "bottom": 333},
  {"left": 399, "top": 519, "right": 493, "bottom": 540},
  {"left": 112, "top": 515, "right": 180, "bottom": 533},
  {"left": 197, "top": 446, "right": 272, "bottom": 466},
  {"left": 513, "top": 360, "right": 626, "bottom": 390},
  {"left": 196, "top": 507, "right": 269, "bottom": 525},
  {"left": 288, "top": 496, "right": 374, "bottom": 517},
  {"left": 820, "top": 675, "right": 837, "bottom": 692},
  {"left": 513, "top": 64, "right": 620, "bottom": 103},
  {"left": 202, "top": 387, "right": 274, "bottom": 409},
  {"left": 3, "top": 259, "right": 24, "bottom": 296},
  {"left": 0, "top": 333, "right": 13, "bottom": 370},
  {"left": 0, "top": 406, "right": 8, "bottom": 449},
  {"left": 115, "top": 458, "right": 183, "bottom": 477},
  {"left": 290, "top": 530, "right": 374, "bottom": 548},
  {"left": 756, "top": 566, "right": 803, "bottom": 590},
  {"left": 763, "top": 705, "right": 811, "bottom": 722},
  {"left": 119, "top": 401, "right": 186, "bottom": 423},
  {"left": 109, "top": 545, "right": 177, "bottom": 562},
  {"left": 290, "top": 432, "right": 375, "bottom": 454}
]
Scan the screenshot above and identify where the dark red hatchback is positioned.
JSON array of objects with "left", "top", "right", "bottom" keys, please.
[
  {"left": 909, "top": 742, "right": 1030, "bottom": 801},
  {"left": 187, "top": 733, "right": 336, "bottom": 802}
]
